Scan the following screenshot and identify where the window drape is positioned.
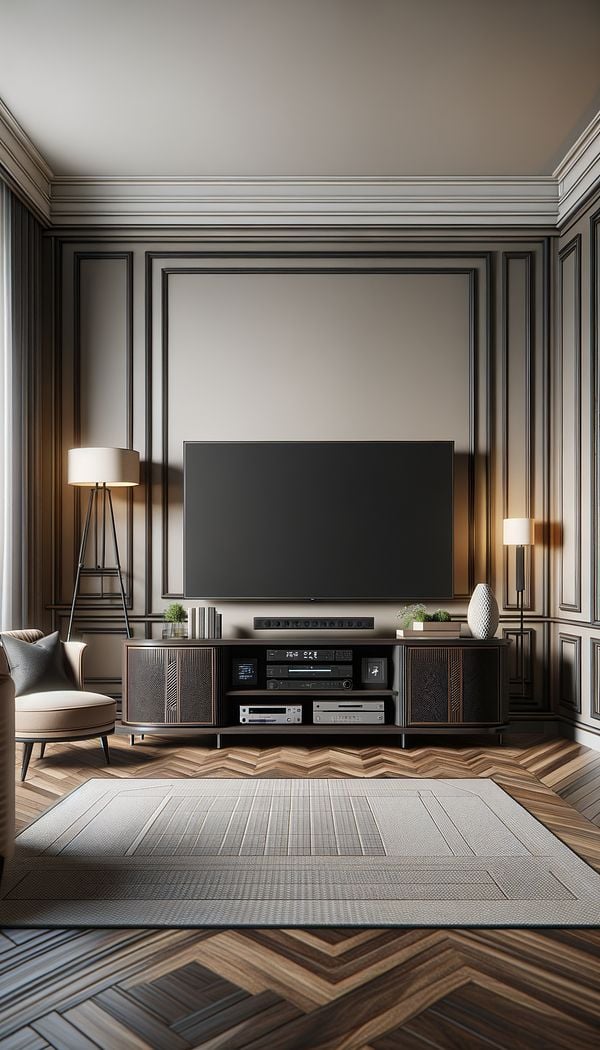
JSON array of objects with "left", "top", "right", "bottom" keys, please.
[{"left": 0, "top": 181, "right": 43, "bottom": 630}]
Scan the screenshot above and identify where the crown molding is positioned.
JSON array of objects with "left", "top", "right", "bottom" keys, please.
[
  {"left": 49, "top": 175, "right": 558, "bottom": 227},
  {"left": 555, "top": 111, "right": 600, "bottom": 226},
  {"left": 0, "top": 98, "right": 52, "bottom": 223},
  {"left": 1, "top": 91, "right": 599, "bottom": 229}
]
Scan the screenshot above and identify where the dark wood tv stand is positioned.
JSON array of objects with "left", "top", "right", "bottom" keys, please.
[{"left": 122, "top": 637, "right": 509, "bottom": 747}]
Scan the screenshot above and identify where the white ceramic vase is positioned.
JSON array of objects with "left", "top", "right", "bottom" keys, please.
[{"left": 467, "top": 583, "right": 499, "bottom": 639}]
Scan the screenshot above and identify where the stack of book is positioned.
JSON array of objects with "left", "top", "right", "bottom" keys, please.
[
  {"left": 187, "top": 605, "right": 222, "bottom": 639},
  {"left": 396, "top": 621, "right": 463, "bottom": 639}
]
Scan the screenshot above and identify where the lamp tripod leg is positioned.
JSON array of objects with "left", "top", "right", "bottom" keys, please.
[
  {"left": 107, "top": 488, "right": 131, "bottom": 638},
  {"left": 67, "top": 487, "right": 96, "bottom": 641}
]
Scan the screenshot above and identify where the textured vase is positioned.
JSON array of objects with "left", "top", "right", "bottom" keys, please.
[{"left": 467, "top": 584, "right": 499, "bottom": 640}]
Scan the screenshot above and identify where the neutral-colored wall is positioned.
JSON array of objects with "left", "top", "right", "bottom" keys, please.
[
  {"left": 47, "top": 234, "right": 551, "bottom": 716},
  {"left": 553, "top": 189, "right": 600, "bottom": 742}
]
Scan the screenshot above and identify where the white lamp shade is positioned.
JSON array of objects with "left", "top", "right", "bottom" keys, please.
[
  {"left": 68, "top": 447, "right": 140, "bottom": 487},
  {"left": 503, "top": 517, "right": 534, "bottom": 546}
]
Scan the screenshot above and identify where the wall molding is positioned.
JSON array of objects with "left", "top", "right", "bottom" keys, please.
[
  {"left": 557, "top": 234, "right": 582, "bottom": 614},
  {"left": 1, "top": 87, "right": 598, "bottom": 228},
  {"left": 48, "top": 176, "right": 560, "bottom": 228},
  {"left": 149, "top": 253, "right": 489, "bottom": 602},
  {"left": 555, "top": 111, "right": 600, "bottom": 227},
  {"left": 558, "top": 632, "right": 582, "bottom": 715},
  {"left": 0, "top": 97, "right": 51, "bottom": 223}
]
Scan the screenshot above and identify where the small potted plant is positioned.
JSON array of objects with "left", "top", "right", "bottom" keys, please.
[{"left": 163, "top": 602, "right": 187, "bottom": 638}]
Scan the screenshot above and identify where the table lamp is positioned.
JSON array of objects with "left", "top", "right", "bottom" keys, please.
[{"left": 503, "top": 517, "right": 534, "bottom": 693}]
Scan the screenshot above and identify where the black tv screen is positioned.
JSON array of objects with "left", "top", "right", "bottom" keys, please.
[{"left": 184, "top": 441, "right": 453, "bottom": 601}]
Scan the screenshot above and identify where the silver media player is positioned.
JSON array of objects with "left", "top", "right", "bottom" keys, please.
[
  {"left": 313, "top": 700, "right": 385, "bottom": 725},
  {"left": 240, "top": 705, "right": 302, "bottom": 724}
]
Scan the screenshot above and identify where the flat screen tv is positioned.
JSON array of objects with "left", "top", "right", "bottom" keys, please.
[{"left": 184, "top": 441, "right": 453, "bottom": 601}]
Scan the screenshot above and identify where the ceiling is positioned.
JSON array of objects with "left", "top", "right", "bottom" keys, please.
[{"left": 1, "top": 0, "right": 599, "bottom": 179}]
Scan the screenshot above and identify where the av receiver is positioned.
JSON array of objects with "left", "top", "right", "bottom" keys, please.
[
  {"left": 266, "top": 647, "right": 354, "bottom": 692},
  {"left": 266, "top": 649, "right": 353, "bottom": 662},
  {"left": 240, "top": 705, "right": 302, "bottom": 724},
  {"left": 267, "top": 679, "right": 352, "bottom": 691},
  {"left": 313, "top": 700, "right": 385, "bottom": 725}
]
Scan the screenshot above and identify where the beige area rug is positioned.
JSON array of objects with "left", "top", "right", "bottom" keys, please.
[{"left": 2, "top": 778, "right": 600, "bottom": 927}]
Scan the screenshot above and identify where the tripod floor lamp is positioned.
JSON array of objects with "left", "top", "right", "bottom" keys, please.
[
  {"left": 67, "top": 447, "right": 140, "bottom": 641},
  {"left": 503, "top": 517, "right": 535, "bottom": 694}
]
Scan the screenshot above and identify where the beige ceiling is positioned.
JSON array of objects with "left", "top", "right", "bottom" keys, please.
[{"left": 1, "top": 0, "right": 599, "bottom": 178}]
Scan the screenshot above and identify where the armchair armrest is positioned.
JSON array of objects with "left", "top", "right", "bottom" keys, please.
[{"left": 63, "top": 641, "right": 86, "bottom": 689}]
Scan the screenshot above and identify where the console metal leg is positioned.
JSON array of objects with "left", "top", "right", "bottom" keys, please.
[
  {"left": 498, "top": 731, "right": 504, "bottom": 746},
  {"left": 216, "top": 733, "right": 221, "bottom": 750},
  {"left": 400, "top": 733, "right": 406, "bottom": 749}
]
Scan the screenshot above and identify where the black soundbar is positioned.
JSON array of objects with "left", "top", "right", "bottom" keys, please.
[{"left": 253, "top": 617, "right": 375, "bottom": 630}]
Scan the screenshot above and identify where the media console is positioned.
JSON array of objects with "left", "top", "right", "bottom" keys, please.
[{"left": 122, "top": 637, "right": 509, "bottom": 747}]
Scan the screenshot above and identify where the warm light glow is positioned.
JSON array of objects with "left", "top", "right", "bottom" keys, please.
[
  {"left": 67, "top": 447, "right": 140, "bottom": 487},
  {"left": 503, "top": 517, "right": 534, "bottom": 546}
]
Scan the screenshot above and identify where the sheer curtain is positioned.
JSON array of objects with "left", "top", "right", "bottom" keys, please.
[{"left": 0, "top": 181, "right": 43, "bottom": 630}]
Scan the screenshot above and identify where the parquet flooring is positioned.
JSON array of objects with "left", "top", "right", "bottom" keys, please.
[{"left": 2, "top": 733, "right": 600, "bottom": 1048}]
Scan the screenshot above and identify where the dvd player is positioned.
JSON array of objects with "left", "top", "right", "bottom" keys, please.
[
  {"left": 313, "top": 701, "right": 385, "bottom": 712},
  {"left": 267, "top": 679, "right": 352, "bottom": 691},
  {"left": 313, "top": 699, "right": 385, "bottom": 725},
  {"left": 267, "top": 664, "right": 352, "bottom": 679}
]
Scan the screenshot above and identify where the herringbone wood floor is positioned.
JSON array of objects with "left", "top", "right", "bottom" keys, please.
[{"left": 3, "top": 733, "right": 600, "bottom": 1049}]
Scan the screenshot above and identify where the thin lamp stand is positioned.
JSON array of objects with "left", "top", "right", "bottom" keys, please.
[
  {"left": 515, "top": 543, "right": 525, "bottom": 695},
  {"left": 67, "top": 483, "right": 131, "bottom": 641}
]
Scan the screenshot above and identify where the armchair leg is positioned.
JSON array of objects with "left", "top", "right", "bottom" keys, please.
[
  {"left": 20, "top": 743, "right": 34, "bottom": 781},
  {"left": 39, "top": 742, "right": 46, "bottom": 759},
  {"left": 100, "top": 736, "right": 110, "bottom": 764}
]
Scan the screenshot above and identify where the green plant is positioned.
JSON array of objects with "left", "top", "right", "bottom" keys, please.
[
  {"left": 396, "top": 605, "right": 452, "bottom": 626},
  {"left": 396, "top": 603, "right": 426, "bottom": 628},
  {"left": 164, "top": 602, "right": 187, "bottom": 623}
]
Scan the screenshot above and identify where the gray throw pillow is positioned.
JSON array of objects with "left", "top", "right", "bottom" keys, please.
[{"left": 0, "top": 631, "right": 73, "bottom": 696}]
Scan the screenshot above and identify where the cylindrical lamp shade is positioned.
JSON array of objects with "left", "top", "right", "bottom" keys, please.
[
  {"left": 68, "top": 447, "right": 140, "bottom": 487},
  {"left": 503, "top": 517, "right": 534, "bottom": 546}
]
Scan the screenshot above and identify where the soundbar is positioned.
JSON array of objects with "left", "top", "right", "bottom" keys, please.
[
  {"left": 267, "top": 679, "right": 353, "bottom": 691},
  {"left": 254, "top": 617, "right": 374, "bottom": 630}
]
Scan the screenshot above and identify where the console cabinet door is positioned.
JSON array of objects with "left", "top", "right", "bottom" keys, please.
[
  {"left": 405, "top": 645, "right": 504, "bottom": 726},
  {"left": 124, "top": 646, "right": 217, "bottom": 726}
]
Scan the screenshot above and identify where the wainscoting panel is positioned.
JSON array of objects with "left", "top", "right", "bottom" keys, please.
[
  {"left": 592, "top": 208, "right": 600, "bottom": 625},
  {"left": 151, "top": 255, "right": 491, "bottom": 605},
  {"left": 557, "top": 236, "right": 582, "bottom": 615},
  {"left": 58, "top": 250, "right": 135, "bottom": 613},
  {"left": 558, "top": 633, "right": 582, "bottom": 716},
  {"left": 497, "top": 248, "right": 548, "bottom": 620}
]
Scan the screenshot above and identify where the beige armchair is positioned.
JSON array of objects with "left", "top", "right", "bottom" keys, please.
[
  {"left": 0, "top": 670, "right": 15, "bottom": 880},
  {"left": 0, "top": 630, "right": 116, "bottom": 781}
]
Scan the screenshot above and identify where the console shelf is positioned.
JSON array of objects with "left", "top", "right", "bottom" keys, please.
[
  {"left": 122, "top": 636, "right": 509, "bottom": 748},
  {"left": 225, "top": 689, "right": 395, "bottom": 698}
]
